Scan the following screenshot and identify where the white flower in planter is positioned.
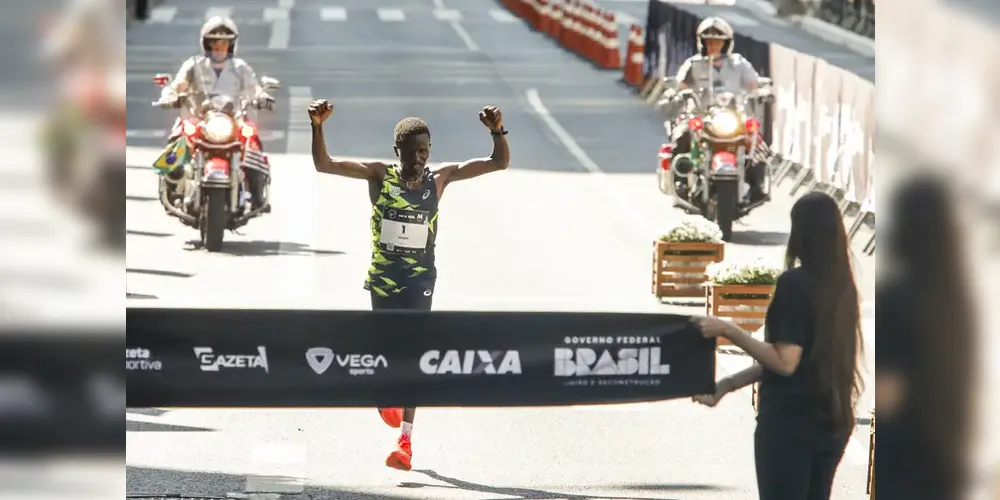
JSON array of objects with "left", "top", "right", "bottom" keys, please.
[
  {"left": 707, "top": 258, "right": 783, "bottom": 285},
  {"left": 659, "top": 216, "right": 724, "bottom": 243}
]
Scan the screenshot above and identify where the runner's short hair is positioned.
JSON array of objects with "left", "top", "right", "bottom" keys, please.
[{"left": 394, "top": 117, "right": 430, "bottom": 146}]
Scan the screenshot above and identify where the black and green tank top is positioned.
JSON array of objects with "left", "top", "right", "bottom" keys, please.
[{"left": 364, "top": 165, "right": 440, "bottom": 297}]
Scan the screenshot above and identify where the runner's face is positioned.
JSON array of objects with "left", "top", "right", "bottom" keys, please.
[{"left": 397, "top": 133, "right": 431, "bottom": 169}]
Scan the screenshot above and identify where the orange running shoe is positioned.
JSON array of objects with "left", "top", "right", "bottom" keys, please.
[
  {"left": 385, "top": 436, "right": 412, "bottom": 471},
  {"left": 378, "top": 407, "right": 403, "bottom": 428}
]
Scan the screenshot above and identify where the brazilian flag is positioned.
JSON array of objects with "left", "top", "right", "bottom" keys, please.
[{"left": 152, "top": 137, "right": 193, "bottom": 175}]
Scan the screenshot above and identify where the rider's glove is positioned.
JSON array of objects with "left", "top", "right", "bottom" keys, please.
[
  {"left": 256, "top": 92, "right": 276, "bottom": 111},
  {"left": 757, "top": 93, "right": 775, "bottom": 105},
  {"left": 153, "top": 96, "right": 181, "bottom": 109}
]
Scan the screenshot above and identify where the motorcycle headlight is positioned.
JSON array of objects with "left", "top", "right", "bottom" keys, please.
[
  {"left": 202, "top": 115, "right": 235, "bottom": 143},
  {"left": 708, "top": 112, "right": 740, "bottom": 136}
]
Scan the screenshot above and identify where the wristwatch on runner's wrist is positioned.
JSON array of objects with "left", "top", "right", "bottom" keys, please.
[{"left": 490, "top": 128, "right": 508, "bottom": 136}]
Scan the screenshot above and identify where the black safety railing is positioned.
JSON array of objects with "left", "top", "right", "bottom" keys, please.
[{"left": 817, "top": 0, "right": 875, "bottom": 39}]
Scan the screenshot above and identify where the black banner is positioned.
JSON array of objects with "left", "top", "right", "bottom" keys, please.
[
  {"left": 0, "top": 335, "right": 121, "bottom": 454},
  {"left": 126, "top": 309, "right": 716, "bottom": 408}
]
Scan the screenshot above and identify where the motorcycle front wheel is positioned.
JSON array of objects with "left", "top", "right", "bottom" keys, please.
[
  {"left": 200, "top": 188, "right": 228, "bottom": 252},
  {"left": 714, "top": 180, "right": 738, "bottom": 242}
]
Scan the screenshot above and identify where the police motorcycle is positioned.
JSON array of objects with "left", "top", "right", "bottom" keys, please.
[
  {"left": 151, "top": 74, "right": 280, "bottom": 252},
  {"left": 656, "top": 74, "right": 774, "bottom": 241}
]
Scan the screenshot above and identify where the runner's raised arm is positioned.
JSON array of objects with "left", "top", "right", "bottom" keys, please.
[
  {"left": 434, "top": 105, "right": 510, "bottom": 188},
  {"left": 308, "top": 99, "right": 388, "bottom": 180}
]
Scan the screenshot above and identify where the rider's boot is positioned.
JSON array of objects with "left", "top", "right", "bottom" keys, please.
[{"left": 745, "top": 161, "right": 767, "bottom": 203}]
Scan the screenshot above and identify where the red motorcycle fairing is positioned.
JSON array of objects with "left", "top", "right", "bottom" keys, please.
[
  {"left": 711, "top": 151, "right": 738, "bottom": 170},
  {"left": 203, "top": 157, "right": 230, "bottom": 179}
]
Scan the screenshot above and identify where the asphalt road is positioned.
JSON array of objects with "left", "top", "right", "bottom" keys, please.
[{"left": 125, "top": 0, "right": 874, "bottom": 497}]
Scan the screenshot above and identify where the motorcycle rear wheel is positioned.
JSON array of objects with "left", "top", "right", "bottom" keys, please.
[{"left": 201, "top": 188, "right": 227, "bottom": 252}]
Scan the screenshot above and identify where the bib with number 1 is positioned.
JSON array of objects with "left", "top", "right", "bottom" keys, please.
[{"left": 379, "top": 208, "right": 431, "bottom": 256}]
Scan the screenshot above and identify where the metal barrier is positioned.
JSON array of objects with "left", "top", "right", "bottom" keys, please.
[
  {"left": 817, "top": 0, "right": 875, "bottom": 39},
  {"left": 769, "top": 156, "right": 874, "bottom": 255}
]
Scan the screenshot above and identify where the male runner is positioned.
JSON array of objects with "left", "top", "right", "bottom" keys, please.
[{"left": 307, "top": 99, "right": 510, "bottom": 471}]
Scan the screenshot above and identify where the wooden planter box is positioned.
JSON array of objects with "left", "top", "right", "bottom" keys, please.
[
  {"left": 867, "top": 410, "right": 875, "bottom": 499},
  {"left": 652, "top": 241, "right": 725, "bottom": 298},
  {"left": 706, "top": 283, "right": 775, "bottom": 346}
]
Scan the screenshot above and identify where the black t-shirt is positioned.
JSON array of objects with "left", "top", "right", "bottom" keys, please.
[
  {"left": 875, "top": 277, "right": 952, "bottom": 500},
  {"left": 757, "top": 267, "right": 825, "bottom": 435}
]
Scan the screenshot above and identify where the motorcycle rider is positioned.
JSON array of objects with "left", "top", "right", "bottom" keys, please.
[
  {"left": 153, "top": 15, "right": 276, "bottom": 208},
  {"left": 670, "top": 17, "right": 768, "bottom": 203}
]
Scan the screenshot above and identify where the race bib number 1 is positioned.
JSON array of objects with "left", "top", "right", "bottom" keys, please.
[{"left": 379, "top": 208, "right": 430, "bottom": 255}]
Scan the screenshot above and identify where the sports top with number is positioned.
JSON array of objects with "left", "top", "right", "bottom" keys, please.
[{"left": 364, "top": 165, "right": 440, "bottom": 297}]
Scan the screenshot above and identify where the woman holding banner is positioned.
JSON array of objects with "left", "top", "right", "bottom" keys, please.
[{"left": 691, "top": 191, "right": 863, "bottom": 500}]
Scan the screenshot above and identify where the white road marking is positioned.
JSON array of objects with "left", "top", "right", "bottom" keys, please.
[
  {"left": 376, "top": 8, "right": 405, "bottom": 22},
  {"left": 244, "top": 475, "right": 304, "bottom": 494},
  {"left": 148, "top": 6, "right": 177, "bottom": 23},
  {"left": 449, "top": 21, "right": 480, "bottom": 51},
  {"left": 268, "top": 17, "right": 291, "bottom": 50},
  {"left": 524, "top": 88, "right": 656, "bottom": 238},
  {"left": 433, "top": 8, "right": 462, "bottom": 21},
  {"left": 278, "top": 0, "right": 295, "bottom": 8},
  {"left": 320, "top": 7, "right": 347, "bottom": 21},
  {"left": 614, "top": 10, "right": 640, "bottom": 25},
  {"left": 285, "top": 86, "right": 313, "bottom": 153},
  {"left": 433, "top": 1, "right": 479, "bottom": 52},
  {"left": 263, "top": 7, "right": 289, "bottom": 21},
  {"left": 489, "top": 8, "right": 518, "bottom": 23},
  {"left": 205, "top": 7, "right": 233, "bottom": 20},
  {"left": 276, "top": 87, "right": 320, "bottom": 299}
]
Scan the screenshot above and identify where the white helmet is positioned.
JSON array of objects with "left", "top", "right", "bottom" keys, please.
[
  {"left": 696, "top": 17, "right": 734, "bottom": 55},
  {"left": 200, "top": 16, "right": 239, "bottom": 56}
]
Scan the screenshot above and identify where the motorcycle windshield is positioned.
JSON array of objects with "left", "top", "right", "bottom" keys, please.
[{"left": 205, "top": 94, "right": 238, "bottom": 116}]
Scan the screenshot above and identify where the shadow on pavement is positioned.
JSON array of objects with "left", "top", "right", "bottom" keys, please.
[
  {"left": 127, "top": 421, "right": 216, "bottom": 432},
  {"left": 128, "top": 229, "right": 174, "bottom": 238},
  {"left": 126, "top": 467, "right": 417, "bottom": 499},
  {"left": 183, "top": 240, "right": 346, "bottom": 257},
  {"left": 620, "top": 483, "right": 736, "bottom": 493},
  {"left": 127, "top": 268, "right": 194, "bottom": 279},
  {"left": 127, "top": 292, "right": 159, "bottom": 299},
  {"left": 128, "top": 408, "right": 171, "bottom": 417},
  {"left": 406, "top": 469, "right": 719, "bottom": 499},
  {"left": 728, "top": 230, "right": 789, "bottom": 246}
]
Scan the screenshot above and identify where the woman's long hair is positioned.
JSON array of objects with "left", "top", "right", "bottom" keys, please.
[
  {"left": 886, "top": 175, "right": 975, "bottom": 492},
  {"left": 784, "top": 192, "right": 863, "bottom": 436}
]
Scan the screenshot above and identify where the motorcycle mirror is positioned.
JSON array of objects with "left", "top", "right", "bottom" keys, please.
[
  {"left": 260, "top": 76, "right": 282, "bottom": 90},
  {"left": 153, "top": 73, "right": 171, "bottom": 87}
]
